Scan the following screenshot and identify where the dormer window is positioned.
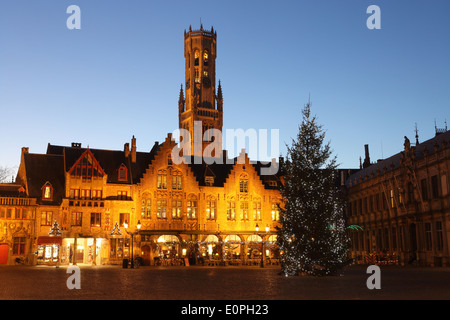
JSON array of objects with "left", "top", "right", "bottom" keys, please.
[
  {"left": 42, "top": 183, "right": 53, "bottom": 201},
  {"left": 118, "top": 164, "right": 127, "bottom": 181},
  {"left": 205, "top": 176, "right": 214, "bottom": 186}
]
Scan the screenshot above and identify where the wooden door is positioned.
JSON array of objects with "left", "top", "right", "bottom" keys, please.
[{"left": 141, "top": 245, "right": 150, "bottom": 266}]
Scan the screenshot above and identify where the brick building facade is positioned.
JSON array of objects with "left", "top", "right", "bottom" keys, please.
[
  {"left": 0, "top": 26, "right": 282, "bottom": 266},
  {"left": 346, "top": 129, "right": 450, "bottom": 267}
]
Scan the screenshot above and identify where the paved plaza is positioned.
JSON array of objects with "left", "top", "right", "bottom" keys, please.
[{"left": 0, "top": 264, "right": 449, "bottom": 301}]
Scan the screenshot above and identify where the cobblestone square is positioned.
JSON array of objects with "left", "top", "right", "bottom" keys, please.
[{"left": 1, "top": 265, "right": 449, "bottom": 300}]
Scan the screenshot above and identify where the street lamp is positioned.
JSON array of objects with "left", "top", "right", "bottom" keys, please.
[
  {"left": 124, "top": 220, "right": 141, "bottom": 268},
  {"left": 255, "top": 224, "right": 269, "bottom": 268}
]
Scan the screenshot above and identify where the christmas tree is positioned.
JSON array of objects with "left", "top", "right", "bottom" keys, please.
[
  {"left": 48, "top": 220, "right": 62, "bottom": 236},
  {"left": 277, "top": 102, "right": 349, "bottom": 276}
]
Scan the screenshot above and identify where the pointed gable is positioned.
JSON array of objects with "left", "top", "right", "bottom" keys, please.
[{"left": 68, "top": 149, "right": 106, "bottom": 179}]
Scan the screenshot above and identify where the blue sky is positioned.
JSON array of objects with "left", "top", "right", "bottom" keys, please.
[{"left": 1, "top": 0, "right": 449, "bottom": 175}]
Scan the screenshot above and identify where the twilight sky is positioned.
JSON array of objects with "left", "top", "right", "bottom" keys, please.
[{"left": 1, "top": 0, "right": 449, "bottom": 176}]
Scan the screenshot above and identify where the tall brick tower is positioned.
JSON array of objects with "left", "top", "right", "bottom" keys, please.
[{"left": 178, "top": 25, "right": 223, "bottom": 157}]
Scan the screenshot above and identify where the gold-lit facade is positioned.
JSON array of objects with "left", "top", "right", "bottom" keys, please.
[{"left": 0, "top": 26, "right": 282, "bottom": 266}]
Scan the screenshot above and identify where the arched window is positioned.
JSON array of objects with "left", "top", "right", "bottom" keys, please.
[
  {"left": 194, "top": 51, "right": 199, "bottom": 66},
  {"left": 157, "top": 235, "right": 179, "bottom": 243},
  {"left": 203, "top": 51, "right": 209, "bottom": 66},
  {"left": 42, "top": 183, "right": 53, "bottom": 201}
]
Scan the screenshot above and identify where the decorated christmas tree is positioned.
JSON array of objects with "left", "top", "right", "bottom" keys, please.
[
  {"left": 48, "top": 220, "right": 62, "bottom": 236},
  {"left": 277, "top": 102, "right": 349, "bottom": 276}
]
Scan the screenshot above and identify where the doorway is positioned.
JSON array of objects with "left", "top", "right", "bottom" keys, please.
[
  {"left": 141, "top": 245, "right": 150, "bottom": 266},
  {"left": 0, "top": 244, "right": 8, "bottom": 264}
]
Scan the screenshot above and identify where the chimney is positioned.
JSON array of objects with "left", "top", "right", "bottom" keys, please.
[
  {"left": 363, "top": 144, "right": 371, "bottom": 169},
  {"left": 124, "top": 143, "right": 130, "bottom": 158},
  {"left": 131, "top": 136, "right": 136, "bottom": 163}
]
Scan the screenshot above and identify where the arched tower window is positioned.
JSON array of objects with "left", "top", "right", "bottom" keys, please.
[
  {"left": 203, "top": 51, "right": 209, "bottom": 66},
  {"left": 194, "top": 51, "right": 199, "bottom": 66}
]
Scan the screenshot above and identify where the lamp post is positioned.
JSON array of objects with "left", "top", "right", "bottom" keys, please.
[
  {"left": 255, "top": 224, "right": 270, "bottom": 268},
  {"left": 124, "top": 220, "right": 141, "bottom": 268}
]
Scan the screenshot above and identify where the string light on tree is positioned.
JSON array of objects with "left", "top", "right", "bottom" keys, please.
[
  {"left": 276, "top": 100, "right": 350, "bottom": 276},
  {"left": 48, "top": 220, "right": 62, "bottom": 236}
]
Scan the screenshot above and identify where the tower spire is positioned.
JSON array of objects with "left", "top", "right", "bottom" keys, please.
[
  {"left": 415, "top": 122, "right": 419, "bottom": 145},
  {"left": 179, "top": 25, "right": 222, "bottom": 157}
]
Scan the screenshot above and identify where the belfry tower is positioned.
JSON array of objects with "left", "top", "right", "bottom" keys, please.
[{"left": 178, "top": 25, "right": 223, "bottom": 157}]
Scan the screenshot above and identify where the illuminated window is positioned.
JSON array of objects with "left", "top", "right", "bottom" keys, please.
[
  {"left": 172, "top": 200, "right": 182, "bottom": 219},
  {"left": 240, "top": 201, "right": 249, "bottom": 220},
  {"left": 187, "top": 200, "right": 197, "bottom": 219},
  {"left": 157, "top": 200, "right": 167, "bottom": 219},
  {"left": 92, "top": 190, "right": 102, "bottom": 199},
  {"left": 240, "top": 179, "right": 248, "bottom": 193},
  {"left": 194, "top": 51, "right": 199, "bottom": 66},
  {"left": 119, "top": 213, "right": 129, "bottom": 227},
  {"left": 389, "top": 189, "right": 395, "bottom": 208},
  {"left": 271, "top": 203, "right": 279, "bottom": 221},
  {"left": 141, "top": 197, "right": 151, "bottom": 219},
  {"left": 69, "top": 151, "right": 104, "bottom": 180},
  {"left": 41, "top": 211, "right": 53, "bottom": 226},
  {"left": 203, "top": 51, "right": 209, "bottom": 66},
  {"left": 42, "top": 183, "right": 53, "bottom": 200},
  {"left": 172, "top": 174, "right": 182, "bottom": 190},
  {"left": 72, "top": 212, "right": 82, "bottom": 226},
  {"left": 227, "top": 201, "right": 235, "bottom": 220},
  {"left": 206, "top": 200, "right": 216, "bottom": 220},
  {"left": 253, "top": 202, "right": 261, "bottom": 221},
  {"left": 157, "top": 174, "right": 167, "bottom": 189},
  {"left": 195, "top": 68, "right": 199, "bottom": 83}
]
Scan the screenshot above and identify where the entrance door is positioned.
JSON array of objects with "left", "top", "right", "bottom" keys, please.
[
  {"left": 76, "top": 248, "right": 84, "bottom": 263},
  {"left": 141, "top": 245, "right": 150, "bottom": 266},
  {"left": 0, "top": 244, "right": 8, "bottom": 264}
]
